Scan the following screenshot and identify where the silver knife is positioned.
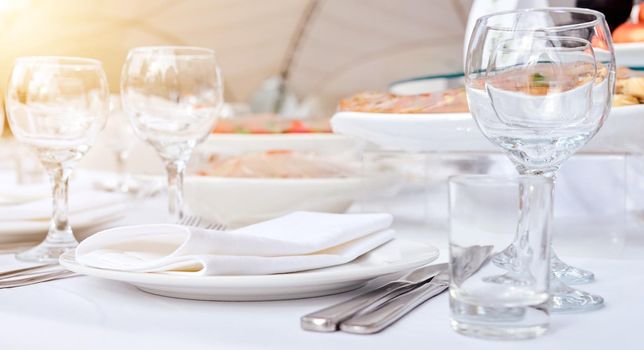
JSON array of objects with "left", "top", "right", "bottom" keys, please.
[
  {"left": 340, "top": 245, "right": 493, "bottom": 334},
  {"left": 340, "top": 270, "right": 449, "bottom": 334},
  {"left": 301, "top": 263, "right": 448, "bottom": 332}
]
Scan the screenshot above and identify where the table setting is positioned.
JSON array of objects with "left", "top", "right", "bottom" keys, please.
[{"left": 2, "top": 2, "right": 644, "bottom": 349}]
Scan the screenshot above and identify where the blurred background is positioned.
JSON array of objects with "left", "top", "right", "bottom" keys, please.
[{"left": 0, "top": 0, "right": 578, "bottom": 117}]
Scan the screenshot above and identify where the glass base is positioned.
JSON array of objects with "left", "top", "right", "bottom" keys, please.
[
  {"left": 16, "top": 239, "right": 78, "bottom": 264},
  {"left": 450, "top": 299, "right": 549, "bottom": 340},
  {"left": 550, "top": 277, "right": 604, "bottom": 313},
  {"left": 551, "top": 254, "right": 594, "bottom": 285},
  {"left": 493, "top": 248, "right": 594, "bottom": 285}
]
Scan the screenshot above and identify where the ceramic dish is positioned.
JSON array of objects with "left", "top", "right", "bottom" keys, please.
[
  {"left": 200, "top": 133, "right": 360, "bottom": 155},
  {"left": 60, "top": 239, "right": 439, "bottom": 301},
  {"left": 331, "top": 104, "right": 644, "bottom": 153},
  {"left": 184, "top": 176, "right": 368, "bottom": 228},
  {"left": 615, "top": 42, "right": 644, "bottom": 68}
]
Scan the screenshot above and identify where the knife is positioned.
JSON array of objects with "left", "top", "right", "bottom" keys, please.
[
  {"left": 301, "top": 263, "right": 448, "bottom": 332},
  {"left": 340, "top": 270, "right": 449, "bottom": 334},
  {"left": 340, "top": 245, "right": 493, "bottom": 334}
]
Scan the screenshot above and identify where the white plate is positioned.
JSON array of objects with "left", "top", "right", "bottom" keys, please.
[
  {"left": 60, "top": 239, "right": 439, "bottom": 301},
  {"left": 331, "top": 104, "right": 644, "bottom": 153},
  {"left": 615, "top": 42, "right": 644, "bottom": 68},
  {"left": 0, "top": 203, "right": 129, "bottom": 245}
]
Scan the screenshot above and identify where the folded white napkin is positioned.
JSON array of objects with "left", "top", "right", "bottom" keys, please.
[
  {"left": 76, "top": 211, "right": 395, "bottom": 275},
  {"left": 0, "top": 190, "right": 129, "bottom": 222}
]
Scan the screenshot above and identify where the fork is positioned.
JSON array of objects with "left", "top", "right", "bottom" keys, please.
[
  {"left": 179, "top": 215, "right": 227, "bottom": 230},
  {"left": 0, "top": 264, "right": 64, "bottom": 280},
  {"left": 0, "top": 269, "right": 77, "bottom": 289}
]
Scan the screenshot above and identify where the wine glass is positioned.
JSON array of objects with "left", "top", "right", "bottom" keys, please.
[
  {"left": 120, "top": 46, "right": 223, "bottom": 220},
  {"left": 465, "top": 8, "right": 615, "bottom": 312},
  {"left": 6, "top": 56, "right": 109, "bottom": 262}
]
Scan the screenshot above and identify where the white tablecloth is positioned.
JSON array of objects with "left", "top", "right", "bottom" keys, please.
[{"left": 0, "top": 195, "right": 642, "bottom": 349}]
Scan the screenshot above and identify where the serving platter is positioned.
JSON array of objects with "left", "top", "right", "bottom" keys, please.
[
  {"left": 615, "top": 42, "right": 644, "bottom": 69},
  {"left": 331, "top": 104, "right": 644, "bottom": 154},
  {"left": 60, "top": 239, "right": 439, "bottom": 301}
]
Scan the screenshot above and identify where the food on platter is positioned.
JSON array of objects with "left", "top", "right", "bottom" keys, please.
[
  {"left": 338, "top": 88, "right": 469, "bottom": 114},
  {"left": 339, "top": 67, "right": 644, "bottom": 111},
  {"left": 212, "top": 114, "right": 331, "bottom": 134},
  {"left": 613, "top": 94, "right": 640, "bottom": 107},
  {"left": 615, "top": 67, "right": 644, "bottom": 106},
  {"left": 613, "top": 6, "right": 644, "bottom": 43},
  {"left": 195, "top": 150, "right": 354, "bottom": 178}
]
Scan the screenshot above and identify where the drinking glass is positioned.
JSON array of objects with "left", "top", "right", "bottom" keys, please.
[
  {"left": 465, "top": 8, "right": 615, "bottom": 312},
  {"left": 121, "top": 46, "right": 223, "bottom": 220},
  {"left": 449, "top": 175, "right": 552, "bottom": 340},
  {"left": 6, "top": 56, "right": 109, "bottom": 262}
]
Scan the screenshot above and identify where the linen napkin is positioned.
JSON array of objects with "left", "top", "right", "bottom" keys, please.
[{"left": 75, "top": 211, "right": 395, "bottom": 275}]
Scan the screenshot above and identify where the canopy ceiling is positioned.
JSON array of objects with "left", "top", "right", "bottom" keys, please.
[{"left": 0, "top": 0, "right": 474, "bottom": 112}]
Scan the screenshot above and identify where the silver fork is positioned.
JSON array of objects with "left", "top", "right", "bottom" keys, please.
[
  {"left": 0, "top": 269, "right": 77, "bottom": 289},
  {"left": 0, "top": 264, "right": 64, "bottom": 280},
  {"left": 179, "top": 215, "right": 227, "bottom": 230}
]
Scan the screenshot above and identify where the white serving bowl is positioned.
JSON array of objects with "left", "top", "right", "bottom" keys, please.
[
  {"left": 200, "top": 133, "right": 360, "bottom": 155},
  {"left": 183, "top": 176, "right": 365, "bottom": 228}
]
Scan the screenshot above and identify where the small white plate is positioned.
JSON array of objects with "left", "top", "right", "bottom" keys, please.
[
  {"left": 0, "top": 203, "right": 129, "bottom": 245},
  {"left": 331, "top": 104, "right": 644, "bottom": 153},
  {"left": 60, "top": 239, "right": 439, "bottom": 301}
]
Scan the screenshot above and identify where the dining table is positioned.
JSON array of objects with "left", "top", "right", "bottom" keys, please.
[{"left": 0, "top": 183, "right": 642, "bottom": 350}]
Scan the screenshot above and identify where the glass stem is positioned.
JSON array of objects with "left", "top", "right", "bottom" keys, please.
[
  {"left": 165, "top": 160, "right": 185, "bottom": 221},
  {"left": 45, "top": 164, "right": 75, "bottom": 244},
  {"left": 497, "top": 173, "right": 554, "bottom": 279},
  {"left": 115, "top": 151, "right": 128, "bottom": 178},
  {"left": 115, "top": 150, "right": 129, "bottom": 190}
]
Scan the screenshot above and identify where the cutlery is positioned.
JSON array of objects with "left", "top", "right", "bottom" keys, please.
[
  {"left": 301, "top": 263, "right": 448, "bottom": 332},
  {"left": 340, "top": 245, "right": 493, "bottom": 334},
  {"left": 179, "top": 215, "right": 226, "bottom": 230},
  {"left": 0, "top": 264, "right": 64, "bottom": 281},
  {"left": 340, "top": 270, "right": 449, "bottom": 334},
  {"left": 0, "top": 269, "right": 77, "bottom": 289},
  {"left": 0, "top": 243, "right": 39, "bottom": 255}
]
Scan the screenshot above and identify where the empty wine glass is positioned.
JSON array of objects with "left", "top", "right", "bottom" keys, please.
[
  {"left": 6, "top": 56, "right": 109, "bottom": 262},
  {"left": 465, "top": 8, "right": 615, "bottom": 312},
  {"left": 121, "top": 46, "right": 223, "bottom": 220}
]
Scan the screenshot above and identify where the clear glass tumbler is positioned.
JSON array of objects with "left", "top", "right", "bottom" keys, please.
[{"left": 448, "top": 175, "right": 553, "bottom": 340}]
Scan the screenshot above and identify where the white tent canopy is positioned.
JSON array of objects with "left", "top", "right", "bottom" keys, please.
[{"left": 0, "top": 0, "right": 479, "bottom": 114}]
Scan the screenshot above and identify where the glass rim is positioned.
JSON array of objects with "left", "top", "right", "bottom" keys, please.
[
  {"left": 448, "top": 174, "right": 554, "bottom": 186},
  {"left": 127, "top": 45, "right": 216, "bottom": 57},
  {"left": 13, "top": 56, "right": 103, "bottom": 68},
  {"left": 476, "top": 7, "right": 605, "bottom": 33}
]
